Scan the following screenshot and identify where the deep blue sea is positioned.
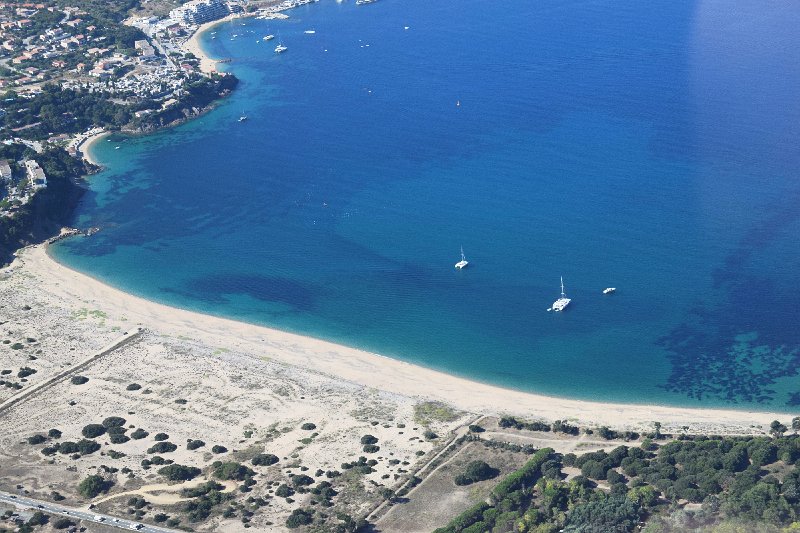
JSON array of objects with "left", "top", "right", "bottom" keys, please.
[{"left": 52, "top": 0, "right": 800, "bottom": 411}]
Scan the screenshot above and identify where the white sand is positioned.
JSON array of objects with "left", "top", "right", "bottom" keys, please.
[
  {"left": 13, "top": 244, "right": 785, "bottom": 434},
  {"left": 76, "top": 130, "right": 110, "bottom": 167},
  {"left": 182, "top": 18, "right": 236, "bottom": 74}
]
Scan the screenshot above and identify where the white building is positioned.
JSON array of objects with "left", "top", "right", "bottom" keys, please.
[
  {"left": 0, "top": 159, "right": 11, "bottom": 183},
  {"left": 170, "top": 0, "right": 230, "bottom": 25},
  {"left": 23, "top": 160, "right": 47, "bottom": 189}
]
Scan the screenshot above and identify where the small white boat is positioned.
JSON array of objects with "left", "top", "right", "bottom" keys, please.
[
  {"left": 454, "top": 246, "right": 469, "bottom": 270},
  {"left": 551, "top": 276, "right": 571, "bottom": 312},
  {"left": 275, "top": 43, "right": 288, "bottom": 53},
  {"left": 264, "top": 34, "right": 275, "bottom": 41},
  {"left": 238, "top": 115, "right": 247, "bottom": 122},
  {"left": 603, "top": 287, "right": 616, "bottom": 294},
  {"left": 304, "top": 30, "right": 316, "bottom": 34}
]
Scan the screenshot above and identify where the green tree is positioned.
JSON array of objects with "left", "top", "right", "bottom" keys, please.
[{"left": 78, "top": 475, "right": 111, "bottom": 498}]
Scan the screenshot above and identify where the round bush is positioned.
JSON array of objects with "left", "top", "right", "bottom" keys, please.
[
  {"left": 131, "top": 428, "right": 149, "bottom": 440},
  {"left": 301, "top": 423, "right": 317, "bottom": 430},
  {"left": 71, "top": 376, "right": 89, "bottom": 385},
  {"left": 360, "top": 435, "right": 378, "bottom": 445},
  {"left": 102, "top": 416, "right": 127, "bottom": 428},
  {"left": 27, "top": 434, "right": 47, "bottom": 445},
  {"left": 82, "top": 424, "right": 106, "bottom": 439},
  {"left": 211, "top": 445, "right": 228, "bottom": 454},
  {"left": 252, "top": 453, "right": 279, "bottom": 467},
  {"left": 363, "top": 444, "right": 380, "bottom": 454},
  {"left": 126, "top": 383, "right": 142, "bottom": 391},
  {"left": 147, "top": 442, "right": 177, "bottom": 454},
  {"left": 187, "top": 439, "right": 205, "bottom": 450},
  {"left": 453, "top": 460, "right": 500, "bottom": 486},
  {"left": 153, "top": 432, "right": 169, "bottom": 441},
  {"left": 109, "top": 434, "right": 130, "bottom": 445}
]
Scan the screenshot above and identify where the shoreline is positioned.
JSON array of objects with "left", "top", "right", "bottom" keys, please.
[
  {"left": 182, "top": 16, "right": 241, "bottom": 74},
  {"left": 77, "top": 129, "right": 110, "bottom": 167},
  {"left": 20, "top": 243, "right": 785, "bottom": 435}
]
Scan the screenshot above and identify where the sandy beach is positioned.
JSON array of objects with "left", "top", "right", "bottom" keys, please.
[
  {"left": 182, "top": 18, "right": 235, "bottom": 74},
  {"left": 14, "top": 244, "right": 785, "bottom": 434},
  {"left": 74, "top": 129, "right": 109, "bottom": 167},
  {"left": 0, "top": 243, "right": 790, "bottom": 530}
]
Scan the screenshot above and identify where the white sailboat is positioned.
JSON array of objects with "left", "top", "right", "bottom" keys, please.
[
  {"left": 603, "top": 287, "right": 616, "bottom": 294},
  {"left": 550, "top": 276, "right": 571, "bottom": 312},
  {"left": 454, "top": 246, "right": 469, "bottom": 269},
  {"left": 274, "top": 34, "right": 288, "bottom": 53}
]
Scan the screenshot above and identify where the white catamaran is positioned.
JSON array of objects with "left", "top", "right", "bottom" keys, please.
[
  {"left": 550, "top": 276, "right": 571, "bottom": 312},
  {"left": 454, "top": 246, "right": 469, "bottom": 269}
]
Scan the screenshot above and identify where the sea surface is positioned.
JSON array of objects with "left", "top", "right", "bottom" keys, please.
[{"left": 53, "top": 0, "right": 800, "bottom": 411}]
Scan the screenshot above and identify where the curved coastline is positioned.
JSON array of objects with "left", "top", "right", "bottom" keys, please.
[
  {"left": 77, "top": 130, "right": 110, "bottom": 168},
  {"left": 24, "top": 243, "right": 783, "bottom": 434}
]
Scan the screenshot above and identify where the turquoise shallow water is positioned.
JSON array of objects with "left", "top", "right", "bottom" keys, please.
[{"left": 53, "top": 0, "right": 800, "bottom": 410}]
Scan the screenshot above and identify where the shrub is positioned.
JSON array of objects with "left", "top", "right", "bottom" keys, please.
[
  {"left": 187, "top": 439, "right": 205, "bottom": 450},
  {"left": 468, "top": 425, "right": 485, "bottom": 433},
  {"left": 58, "top": 441, "right": 79, "bottom": 454},
  {"left": 17, "top": 366, "right": 36, "bottom": 377},
  {"left": 82, "top": 424, "right": 106, "bottom": 438},
  {"left": 27, "top": 434, "right": 47, "bottom": 445},
  {"left": 276, "top": 484, "right": 295, "bottom": 498},
  {"left": 301, "top": 423, "right": 317, "bottom": 430},
  {"left": 361, "top": 434, "right": 379, "bottom": 445},
  {"left": 48, "top": 428, "right": 62, "bottom": 439},
  {"left": 252, "top": 453, "right": 279, "bottom": 466},
  {"left": 285, "top": 508, "right": 313, "bottom": 528},
  {"left": 213, "top": 462, "right": 255, "bottom": 481},
  {"left": 148, "top": 442, "right": 177, "bottom": 454},
  {"left": 363, "top": 444, "right": 380, "bottom": 453},
  {"left": 78, "top": 475, "right": 111, "bottom": 498},
  {"left": 11, "top": 343, "right": 25, "bottom": 350},
  {"left": 292, "top": 474, "right": 314, "bottom": 487},
  {"left": 126, "top": 383, "right": 142, "bottom": 391},
  {"left": 424, "top": 430, "right": 438, "bottom": 440},
  {"left": 131, "top": 428, "right": 149, "bottom": 440},
  {"left": 211, "top": 445, "right": 228, "bottom": 454},
  {"left": 53, "top": 518, "right": 75, "bottom": 529},
  {"left": 71, "top": 376, "right": 89, "bottom": 385},
  {"left": 454, "top": 460, "right": 500, "bottom": 486},
  {"left": 110, "top": 433, "right": 130, "bottom": 444},
  {"left": 154, "top": 513, "right": 169, "bottom": 523},
  {"left": 158, "top": 464, "right": 202, "bottom": 481},
  {"left": 154, "top": 432, "right": 169, "bottom": 441},
  {"left": 77, "top": 439, "right": 101, "bottom": 455},
  {"left": 27, "top": 510, "right": 49, "bottom": 526},
  {"left": 102, "top": 416, "right": 127, "bottom": 428}
]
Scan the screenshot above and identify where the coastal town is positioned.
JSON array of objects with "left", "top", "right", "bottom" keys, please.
[{"left": 0, "top": 0, "right": 319, "bottom": 222}]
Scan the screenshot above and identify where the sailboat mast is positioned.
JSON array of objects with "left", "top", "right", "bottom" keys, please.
[
  {"left": 560, "top": 276, "right": 565, "bottom": 298},
  {"left": 461, "top": 246, "right": 465, "bottom": 261}
]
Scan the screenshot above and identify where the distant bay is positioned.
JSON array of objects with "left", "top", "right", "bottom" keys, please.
[{"left": 53, "top": 0, "right": 800, "bottom": 411}]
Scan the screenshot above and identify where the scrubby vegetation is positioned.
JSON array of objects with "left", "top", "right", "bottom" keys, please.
[
  {"left": 437, "top": 431, "right": 800, "bottom": 533},
  {"left": 454, "top": 460, "right": 500, "bottom": 486},
  {"left": 252, "top": 453, "right": 279, "bottom": 466},
  {"left": 77, "top": 474, "right": 111, "bottom": 498},
  {"left": 212, "top": 461, "right": 255, "bottom": 481},
  {"left": 158, "top": 464, "right": 201, "bottom": 482}
]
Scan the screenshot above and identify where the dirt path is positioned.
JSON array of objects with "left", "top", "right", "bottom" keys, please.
[{"left": 94, "top": 477, "right": 237, "bottom": 505}]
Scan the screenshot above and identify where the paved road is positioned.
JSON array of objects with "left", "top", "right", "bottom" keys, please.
[{"left": 0, "top": 490, "right": 178, "bottom": 533}]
